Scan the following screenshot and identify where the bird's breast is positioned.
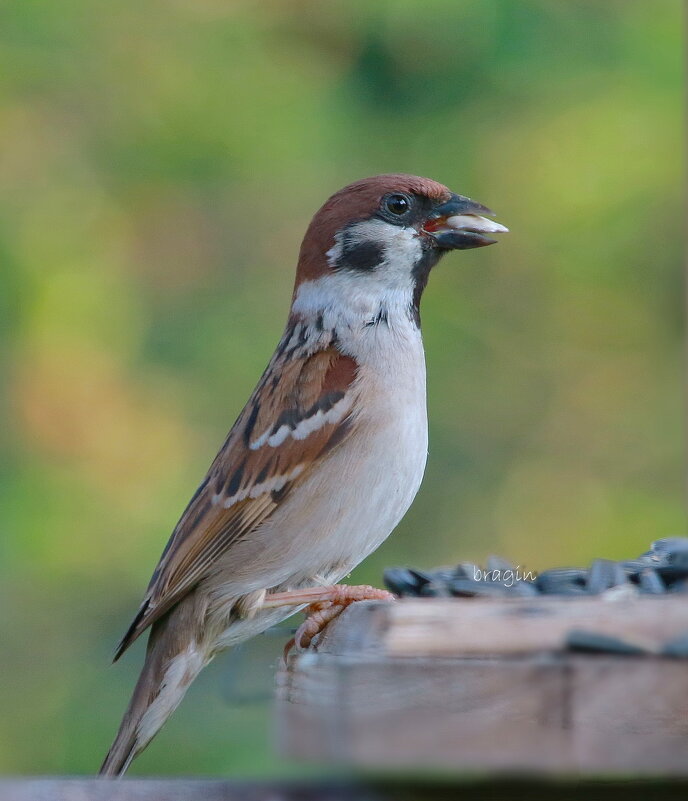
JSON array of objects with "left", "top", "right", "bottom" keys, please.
[
  {"left": 277, "top": 375, "right": 427, "bottom": 585},
  {"left": 265, "top": 322, "right": 428, "bottom": 585}
]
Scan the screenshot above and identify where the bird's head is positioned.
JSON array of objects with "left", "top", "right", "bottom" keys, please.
[{"left": 293, "top": 174, "right": 507, "bottom": 324}]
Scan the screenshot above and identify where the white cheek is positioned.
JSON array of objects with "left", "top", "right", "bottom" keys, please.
[
  {"left": 337, "top": 219, "right": 423, "bottom": 286},
  {"left": 385, "top": 228, "right": 423, "bottom": 281}
]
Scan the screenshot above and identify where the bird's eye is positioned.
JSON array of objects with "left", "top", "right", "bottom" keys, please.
[{"left": 384, "top": 194, "right": 411, "bottom": 216}]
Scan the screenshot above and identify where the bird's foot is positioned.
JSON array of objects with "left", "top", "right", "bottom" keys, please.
[{"left": 263, "top": 584, "right": 395, "bottom": 657}]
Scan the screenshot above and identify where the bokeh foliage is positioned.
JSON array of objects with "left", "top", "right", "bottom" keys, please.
[{"left": 0, "top": 0, "right": 683, "bottom": 776}]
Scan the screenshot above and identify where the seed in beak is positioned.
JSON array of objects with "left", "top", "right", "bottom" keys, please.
[{"left": 445, "top": 214, "right": 509, "bottom": 235}]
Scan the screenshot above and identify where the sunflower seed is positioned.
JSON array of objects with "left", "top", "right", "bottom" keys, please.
[
  {"left": 383, "top": 568, "right": 425, "bottom": 596},
  {"left": 638, "top": 568, "right": 665, "bottom": 594},
  {"left": 587, "top": 559, "right": 627, "bottom": 594},
  {"left": 449, "top": 578, "right": 513, "bottom": 598},
  {"left": 662, "top": 632, "right": 688, "bottom": 657},
  {"left": 565, "top": 629, "right": 648, "bottom": 656},
  {"left": 535, "top": 568, "right": 587, "bottom": 595}
]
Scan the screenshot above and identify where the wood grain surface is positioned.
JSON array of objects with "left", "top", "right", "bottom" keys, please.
[{"left": 276, "top": 597, "right": 688, "bottom": 776}]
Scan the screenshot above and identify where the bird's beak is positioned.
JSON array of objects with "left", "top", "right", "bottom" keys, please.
[{"left": 423, "top": 194, "right": 509, "bottom": 250}]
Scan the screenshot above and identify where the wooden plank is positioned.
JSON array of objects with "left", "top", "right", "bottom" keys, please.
[
  {"left": 0, "top": 779, "right": 414, "bottom": 801},
  {"left": 3, "top": 779, "right": 688, "bottom": 801},
  {"left": 321, "top": 597, "right": 688, "bottom": 658},
  {"left": 278, "top": 654, "right": 571, "bottom": 770},
  {"left": 278, "top": 652, "right": 688, "bottom": 774},
  {"left": 276, "top": 598, "right": 688, "bottom": 776}
]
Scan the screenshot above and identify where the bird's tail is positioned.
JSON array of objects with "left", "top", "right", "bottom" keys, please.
[{"left": 99, "top": 604, "right": 207, "bottom": 777}]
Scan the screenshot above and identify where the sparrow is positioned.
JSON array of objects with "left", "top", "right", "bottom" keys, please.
[{"left": 100, "top": 174, "right": 507, "bottom": 776}]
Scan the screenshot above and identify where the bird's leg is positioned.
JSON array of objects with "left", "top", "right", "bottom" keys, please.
[
  {"left": 263, "top": 583, "right": 395, "bottom": 608},
  {"left": 263, "top": 584, "right": 396, "bottom": 656}
]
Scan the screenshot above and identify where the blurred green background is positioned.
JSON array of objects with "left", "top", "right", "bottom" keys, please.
[{"left": 0, "top": 0, "right": 683, "bottom": 777}]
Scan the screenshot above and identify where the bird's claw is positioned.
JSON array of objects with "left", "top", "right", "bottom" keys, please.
[{"left": 272, "top": 584, "right": 396, "bottom": 660}]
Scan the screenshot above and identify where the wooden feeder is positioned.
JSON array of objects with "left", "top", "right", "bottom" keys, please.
[{"left": 276, "top": 596, "right": 688, "bottom": 777}]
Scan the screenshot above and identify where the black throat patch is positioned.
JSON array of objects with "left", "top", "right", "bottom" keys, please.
[{"left": 410, "top": 243, "right": 445, "bottom": 326}]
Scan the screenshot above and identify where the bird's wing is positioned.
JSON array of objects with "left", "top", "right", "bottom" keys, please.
[{"left": 114, "top": 328, "right": 359, "bottom": 659}]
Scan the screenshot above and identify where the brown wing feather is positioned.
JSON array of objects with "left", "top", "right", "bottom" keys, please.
[{"left": 114, "top": 333, "right": 358, "bottom": 660}]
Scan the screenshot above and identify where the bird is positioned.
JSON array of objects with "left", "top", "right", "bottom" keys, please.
[{"left": 99, "top": 173, "right": 507, "bottom": 776}]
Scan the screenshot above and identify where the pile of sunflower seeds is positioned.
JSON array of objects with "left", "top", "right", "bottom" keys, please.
[{"left": 384, "top": 537, "right": 688, "bottom": 599}]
